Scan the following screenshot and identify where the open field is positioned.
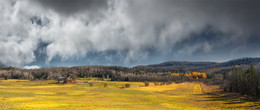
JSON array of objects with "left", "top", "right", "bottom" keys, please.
[{"left": 0, "top": 79, "right": 259, "bottom": 110}]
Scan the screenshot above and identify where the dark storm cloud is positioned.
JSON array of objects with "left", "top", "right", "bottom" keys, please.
[
  {"left": 114, "top": 0, "right": 260, "bottom": 63},
  {"left": 32, "top": 0, "right": 109, "bottom": 16},
  {"left": 194, "top": 0, "right": 260, "bottom": 34},
  {"left": 127, "top": 0, "right": 260, "bottom": 33}
]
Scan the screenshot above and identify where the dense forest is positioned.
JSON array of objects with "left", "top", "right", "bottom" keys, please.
[{"left": 224, "top": 64, "right": 260, "bottom": 96}]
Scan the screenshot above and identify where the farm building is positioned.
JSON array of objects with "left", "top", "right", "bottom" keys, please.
[
  {"left": 58, "top": 77, "right": 64, "bottom": 83},
  {"left": 57, "top": 74, "right": 77, "bottom": 83}
]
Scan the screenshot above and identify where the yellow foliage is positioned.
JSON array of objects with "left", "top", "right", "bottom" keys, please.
[
  {"left": 171, "top": 73, "right": 180, "bottom": 77},
  {"left": 172, "top": 72, "right": 207, "bottom": 79},
  {"left": 183, "top": 72, "right": 207, "bottom": 79},
  {"left": 157, "top": 73, "right": 164, "bottom": 75}
]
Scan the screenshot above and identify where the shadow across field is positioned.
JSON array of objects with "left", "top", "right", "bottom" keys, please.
[{"left": 195, "top": 92, "right": 260, "bottom": 109}]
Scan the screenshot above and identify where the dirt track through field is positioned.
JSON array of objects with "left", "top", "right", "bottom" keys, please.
[{"left": 193, "top": 84, "right": 202, "bottom": 94}]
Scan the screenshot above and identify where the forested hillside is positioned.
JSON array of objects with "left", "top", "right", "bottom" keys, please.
[{"left": 135, "top": 57, "right": 260, "bottom": 73}]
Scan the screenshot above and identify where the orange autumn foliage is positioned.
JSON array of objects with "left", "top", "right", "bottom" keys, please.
[
  {"left": 182, "top": 72, "right": 207, "bottom": 79},
  {"left": 190, "top": 72, "right": 207, "bottom": 79},
  {"left": 172, "top": 72, "right": 207, "bottom": 79},
  {"left": 171, "top": 73, "right": 180, "bottom": 77}
]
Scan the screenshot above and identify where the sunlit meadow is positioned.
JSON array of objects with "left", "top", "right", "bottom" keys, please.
[{"left": 0, "top": 78, "right": 259, "bottom": 110}]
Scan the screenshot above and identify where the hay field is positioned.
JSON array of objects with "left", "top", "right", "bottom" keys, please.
[{"left": 0, "top": 79, "right": 259, "bottom": 110}]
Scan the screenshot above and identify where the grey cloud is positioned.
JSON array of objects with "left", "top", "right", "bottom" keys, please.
[
  {"left": 0, "top": 0, "right": 260, "bottom": 67},
  {"left": 0, "top": 0, "right": 39, "bottom": 66},
  {"left": 123, "top": 0, "right": 260, "bottom": 55},
  {"left": 32, "top": 0, "right": 109, "bottom": 17}
]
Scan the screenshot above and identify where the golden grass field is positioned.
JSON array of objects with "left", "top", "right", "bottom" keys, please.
[{"left": 0, "top": 78, "right": 259, "bottom": 110}]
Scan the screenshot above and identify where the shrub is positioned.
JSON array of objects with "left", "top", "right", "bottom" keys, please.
[
  {"left": 144, "top": 81, "right": 149, "bottom": 86},
  {"left": 160, "top": 82, "right": 165, "bottom": 86},
  {"left": 104, "top": 83, "right": 108, "bottom": 87},
  {"left": 154, "top": 82, "right": 159, "bottom": 86},
  {"left": 166, "top": 81, "right": 172, "bottom": 85},
  {"left": 4, "top": 75, "right": 7, "bottom": 80},
  {"left": 207, "top": 74, "right": 216, "bottom": 79},
  {"left": 125, "top": 83, "right": 131, "bottom": 88},
  {"left": 89, "top": 82, "right": 94, "bottom": 87}
]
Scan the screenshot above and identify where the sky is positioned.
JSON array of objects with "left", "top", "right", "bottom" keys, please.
[{"left": 0, "top": 0, "right": 260, "bottom": 68}]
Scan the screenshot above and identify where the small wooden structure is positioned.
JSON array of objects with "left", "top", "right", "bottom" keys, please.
[
  {"left": 57, "top": 74, "right": 76, "bottom": 84},
  {"left": 58, "top": 77, "right": 64, "bottom": 83},
  {"left": 64, "top": 75, "right": 75, "bottom": 83}
]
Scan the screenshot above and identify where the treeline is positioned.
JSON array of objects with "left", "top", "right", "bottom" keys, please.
[
  {"left": 0, "top": 66, "right": 15, "bottom": 70},
  {"left": 0, "top": 66, "right": 217, "bottom": 82},
  {"left": 0, "top": 66, "right": 142, "bottom": 80},
  {"left": 224, "top": 65, "right": 260, "bottom": 96},
  {"left": 110, "top": 72, "right": 216, "bottom": 83}
]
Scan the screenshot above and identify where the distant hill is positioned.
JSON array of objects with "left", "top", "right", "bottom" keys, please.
[
  {"left": 134, "top": 57, "right": 260, "bottom": 74},
  {"left": 148, "top": 57, "right": 260, "bottom": 68},
  {"left": 147, "top": 61, "right": 216, "bottom": 67},
  {"left": 212, "top": 57, "right": 260, "bottom": 68}
]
